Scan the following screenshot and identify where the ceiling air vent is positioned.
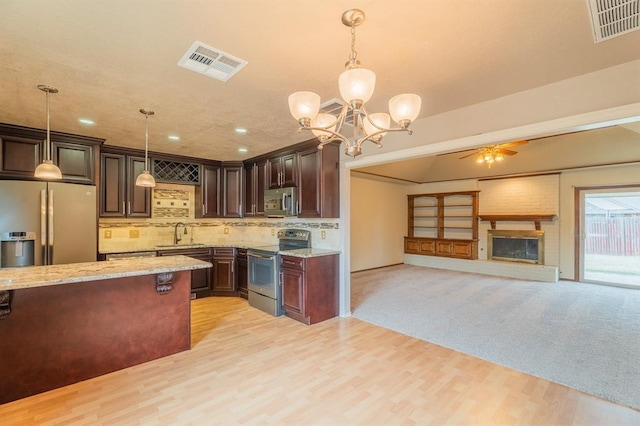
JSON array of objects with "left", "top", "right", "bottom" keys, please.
[
  {"left": 178, "top": 41, "right": 247, "bottom": 82},
  {"left": 587, "top": 0, "right": 640, "bottom": 43},
  {"left": 320, "top": 98, "right": 355, "bottom": 127}
]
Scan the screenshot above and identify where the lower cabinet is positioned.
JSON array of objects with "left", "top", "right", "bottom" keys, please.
[
  {"left": 404, "top": 237, "right": 478, "bottom": 260},
  {"left": 158, "top": 248, "right": 213, "bottom": 299},
  {"left": 280, "top": 254, "right": 339, "bottom": 325},
  {"left": 212, "top": 247, "right": 237, "bottom": 296},
  {"left": 236, "top": 248, "right": 248, "bottom": 299}
]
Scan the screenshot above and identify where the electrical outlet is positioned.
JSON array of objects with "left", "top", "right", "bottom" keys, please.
[
  {"left": 129, "top": 229, "right": 139, "bottom": 238},
  {"left": 104, "top": 230, "right": 112, "bottom": 239},
  {"left": 271, "top": 229, "right": 275, "bottom": 236},
  {"left": 224, "top": 227, "right": 229, "bottom": 234},
  {"left": 321, "top": 230, "right": 326, "bottom": 240}
]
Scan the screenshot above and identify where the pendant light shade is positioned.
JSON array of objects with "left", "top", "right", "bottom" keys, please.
[
  {"left": 34, "top": 85, "right": 62, "bottom": 180},
  {"left": 136, "top": 109, "right": 156, "bottom": 188}
]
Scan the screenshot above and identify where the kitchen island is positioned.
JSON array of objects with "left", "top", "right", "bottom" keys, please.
[{"left": 0, "top": 256, "right": 211, "bottom": 404}]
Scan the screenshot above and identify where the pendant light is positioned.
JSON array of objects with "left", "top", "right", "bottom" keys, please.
[
  {"left": 135, "top": 108, "right": 156, "bottom": 187},
  {"left": 34, "top": 85, "right": 63, "bottom": 180}
]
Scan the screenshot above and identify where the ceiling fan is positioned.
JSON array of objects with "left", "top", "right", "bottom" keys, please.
[{"left": 458, "top": 140, "right": 528, "bottom": 168}]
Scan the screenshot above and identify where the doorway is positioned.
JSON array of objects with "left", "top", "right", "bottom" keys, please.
[{"left": 578, "top": 186, "right": 640, "bottom": 288}]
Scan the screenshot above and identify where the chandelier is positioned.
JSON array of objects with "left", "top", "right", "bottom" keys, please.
[
  {"left": 475, "top": 146, "right": 505, "bottom": 168},
  {"left": 288, "top": 9, "right": 422, "bottom": 158},
  {"left": 135, "top": 108, "right": 156, "bottom": 187},
  {"left": 34, "top": 85, "right": 63, "bottom": 180}
]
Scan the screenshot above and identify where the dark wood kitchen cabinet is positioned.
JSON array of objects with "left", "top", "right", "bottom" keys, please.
[
  {"left": 268, "top": 153, "right": 296, "bottom": 188},
  {"left": 158, "top": 247, "right": 213, "bottom": 299},
  {"left": 196, "top": 164, "right": 221, "bottom": 218},
  {"left": 244, "top": 159, "right": 268, "bottom": 216},
  {"left": 236, "top": 248, "right": 248, "bottom": 299},
  {"left": 222, "top": 164, "right": 243, "bottom": 218},
  {"left": 0, "top": 123, "right": 102, "bottom": 183},
  {"left": 212, "top": 247, "right": 237, "bottom": 296},
  {"left": 280, "top": 254, "right": 339, "bottom": 325},
  {"left": 100, "top": 152, "right": 151, "bottom": 218},
  {"left": 297, "top": 143, "right": 340, "bottom": 218},
  {"left": 196, "top": 163, "right": 242, "bottom": 218}
]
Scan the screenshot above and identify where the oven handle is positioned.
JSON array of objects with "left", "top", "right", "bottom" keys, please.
[{"left": 247, "top": 251, "right": 277, "bottom": 260}]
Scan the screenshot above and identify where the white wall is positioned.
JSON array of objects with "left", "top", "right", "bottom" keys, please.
[{"left": 350, "top": 173, "right": 408, "bottom": 272}]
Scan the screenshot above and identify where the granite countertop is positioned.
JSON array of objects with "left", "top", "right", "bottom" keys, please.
[
  {"left": 100, "top": 242, "right": 341, "bottom": 258},
  {"left": 280, "top": 248, "right": 341, "bottom": 258},
  {"left": 0, "top": 256, "right": 212, "bottom": 291}
]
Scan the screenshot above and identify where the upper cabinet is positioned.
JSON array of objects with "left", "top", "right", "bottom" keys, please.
[
  {"left": 196, "top": 163, "right": 243, "bottom": 218},
  {"left": 268, "top": 153, "right": 296, "bottom": 188},
  {"left": 0, "top": 123, "right": 102, "bottom": 183},
  {"left": 244, "top": 159, "right": 267, "bottom": 217},
  {"left": 297, "top": 143, "right": 340, "bottom": 218},
  {"left": 100, "top": 151, "right": 151, "bottom": 218}
]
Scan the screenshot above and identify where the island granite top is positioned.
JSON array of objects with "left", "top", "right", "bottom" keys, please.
[{"left": 0, "top": 255, "right": 211, "bottom": 291}]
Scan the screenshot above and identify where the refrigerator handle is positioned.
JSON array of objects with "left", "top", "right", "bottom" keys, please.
[
  {"left": 48, "top": 189, "right": 54, "bottom": 265},
  {"left": 40, "top": 190, "right": 47, "bottom": 262}
]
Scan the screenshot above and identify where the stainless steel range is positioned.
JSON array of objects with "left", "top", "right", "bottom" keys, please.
[{"left": 247, "top": 229, "right": 311, "bottom": 316}]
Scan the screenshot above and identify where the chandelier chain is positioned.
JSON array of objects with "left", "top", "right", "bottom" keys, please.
[{"left": 349, "top": 23, "right": 358, "bottom": 62}]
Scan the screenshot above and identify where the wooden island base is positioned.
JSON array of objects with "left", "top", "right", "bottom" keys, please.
[{"left": 0, "top": 270, "right": 191, "bottom": 404}]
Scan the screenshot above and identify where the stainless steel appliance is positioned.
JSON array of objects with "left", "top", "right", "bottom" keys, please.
[
  {"left": 247, "top": 229, "right": 311, "bottom": 316},
  {"left": 1, "top": 231, "right": 36, "bottom": 267},
  {"left": 0, "top": 180, "right": 97, "bottom": 267},
  {"left": 264, "top": 187, "right": 297, "bottom": 217}
]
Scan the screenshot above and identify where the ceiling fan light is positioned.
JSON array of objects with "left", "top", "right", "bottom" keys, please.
[
  {"left": 476, "top": 154, "right": 485, "bottom": 164},
  {"left": 338, "top": 67, "right": 376, "bottom": 104},
  {"left": 363, "top": 112, "right": 391, "bottom": 137},
  {"left": 495, "top": 152, "right": 504, "bottom": 161},
  {"left": 34, "top": 160, "right": 63, "bottom": 179},
  {"left": 311, "top": 113, "right": 337, "bottom": 139},
  {"left": 389, "top": 93, "right": 421, "bottom": 126},
  {"left": 288, "top": 91, "right": 321, "bottom": 123}
]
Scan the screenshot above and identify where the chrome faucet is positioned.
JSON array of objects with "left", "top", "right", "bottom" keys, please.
[{"left": 174, "top": 222, "right": 187, "bottom": 244}]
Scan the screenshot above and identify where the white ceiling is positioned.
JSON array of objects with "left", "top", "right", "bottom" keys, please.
[{"left": 1, "top": 1, "right": 639, "bottom": 162}]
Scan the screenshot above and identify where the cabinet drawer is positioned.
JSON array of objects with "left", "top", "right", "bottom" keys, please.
[
  {"left": 213, "top": 247, "right": 235, "bottom": 256},
  {"left": 280, "top": 255, "right": 305, "bottom": 270}
]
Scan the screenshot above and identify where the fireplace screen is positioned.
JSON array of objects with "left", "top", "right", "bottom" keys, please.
[{"left": 488, "top": 230, "right": 544, "bottom": 264}]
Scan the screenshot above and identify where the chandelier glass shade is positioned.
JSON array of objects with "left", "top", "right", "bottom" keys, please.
[
  {"left": 135, "top": 109, "right": 156, "bottom": 187},
  {"left": 288, "top": 9, "right": 422, "bottom": 157},
  {"left": 34, "top": 85, "right": 63, "bottom": 180}
]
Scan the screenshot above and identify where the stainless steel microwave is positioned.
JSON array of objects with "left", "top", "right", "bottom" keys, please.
[{"left": 264, "top": 187, "right": 297, "bottom": 217}]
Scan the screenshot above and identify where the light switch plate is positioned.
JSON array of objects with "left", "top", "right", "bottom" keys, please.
[
  {"left": 104, "top": 230, "right": 112, "bottom": 239},
  {"left": 321, "top": 231, "right": 326, "bottom": 239}
]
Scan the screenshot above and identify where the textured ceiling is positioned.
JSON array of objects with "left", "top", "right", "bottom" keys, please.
[{"left": 0, "top": 1, "right": 639, "bottom": 162}]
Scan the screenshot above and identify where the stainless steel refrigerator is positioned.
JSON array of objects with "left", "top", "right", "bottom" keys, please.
[{"left": 0, "top": 180, "right": 97, "bottom": 266}]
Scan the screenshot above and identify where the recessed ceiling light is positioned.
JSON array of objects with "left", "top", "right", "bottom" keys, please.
[
  {"left": 238, "top": 147, "right": 248, "bottom": 153},
  {"left": 78, "top": 118, "right": 94, "bottom": 125},
  {"left": 168, "top": 135, "right": 180, "bottom": 141},
  {"left": 235, "top": 127, "right": 247, "bottom": 134}
]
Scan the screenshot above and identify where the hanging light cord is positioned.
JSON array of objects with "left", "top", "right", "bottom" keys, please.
[{"left": 144, "top": 113, "right": 149, "bottom": 170}]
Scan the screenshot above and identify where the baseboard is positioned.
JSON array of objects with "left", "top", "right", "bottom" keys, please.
[{"left": 351, "top": 263, "right": 404, "bottom": 274}]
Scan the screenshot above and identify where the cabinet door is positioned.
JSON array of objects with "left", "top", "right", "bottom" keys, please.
[
  {"left": 297, "top": 147, "right": 321, "bottom": 217},
  {"left": 281, "top": 266, "right": 305, "bottom": 316},
  {"left": 244, "top": 163, "right": 255, "bottom": 216},
  {"left": 222, "top": 165, "right": 242, "bottom": 218},
  {"left": 198, "top": 165, "right": 221, "bottom": 218},
  {"left": 268, "top": 157, "right": 281, "bottom": 188},
  {"left": 281, "top": 153, "right": 296, "bottom": 187},
  {"left": 0, "top": 135, "right": 41, "bottom": 177},
  {"left": 212, "top": 256, "right": 236, "bottom": 294},
  {"left": 100, "top": 153, "right": 126, "bottom": 217},
  {"left": 127, "top": 155, "right": 152, "bottom": 217},
  {"left": 158, "top": 248, "right": 213, "bottom": 298},
  {"left": 51, "top": 141, "right": 94, "bottom": 183},
  {"left": 254, "top": 160, "right": 267, "bottom": 215},
  {"left": 236, "top": 249, "right": 248, "bottom": 299}
]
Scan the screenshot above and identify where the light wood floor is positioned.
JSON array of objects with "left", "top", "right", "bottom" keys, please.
[{"left": 1, "top": 297, "right": 638, "bottom": 425}]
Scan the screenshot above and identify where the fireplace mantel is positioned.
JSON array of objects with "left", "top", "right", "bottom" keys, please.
[{"left": 478, "top": 214, "right": 556, "bottom": 230}]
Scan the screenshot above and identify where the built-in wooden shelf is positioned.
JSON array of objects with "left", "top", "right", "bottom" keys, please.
[{"left": 478, "top": 214, "right": 557, "bottom": 230}]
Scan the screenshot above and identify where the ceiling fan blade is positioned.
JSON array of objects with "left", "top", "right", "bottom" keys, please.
[
  {"left": 496, "top": 148, "right": 518, "bottom": 155},
  {"left": 436, "top": 148, "right": 475, "bottom": 157},
  {"left": 459, "top": 151, "right": 479, "bottom": 159},
  {"left": 497, "top": 140, "right": 528, "bottom": 148}
]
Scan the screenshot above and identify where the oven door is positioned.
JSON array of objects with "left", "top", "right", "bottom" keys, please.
[{"left": 247, "top": 251, "right": 278, "bottom": 299}]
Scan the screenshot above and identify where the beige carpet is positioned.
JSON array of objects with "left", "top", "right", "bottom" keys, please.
[{"left": 351, "top": 264, "right": 640, "bottom": 410}]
